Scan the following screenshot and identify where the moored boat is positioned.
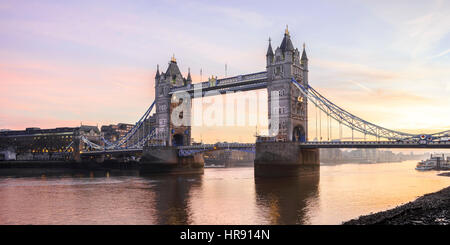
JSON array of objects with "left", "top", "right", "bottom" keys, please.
[
  {"left": 416, "top": 153, "right": 450, "bottom": 171},
  {"left": 415, "top": 160, "right": 435, "bottom": 171}
]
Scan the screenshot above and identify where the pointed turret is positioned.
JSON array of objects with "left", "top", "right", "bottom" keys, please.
[
  {"left": 162, "top": 54, "right": 185, "bottom": 86},
  {"left": 165, "top": 54, "right": 182, "bottom": 76},
  {"left": 301, "top": 43, "right": 309, "bottom": 84},
  {"left": 301, "top": 43, "right": 308, "bottom": 61},
  {"left": 266, "top": 37, "right": 274, "bottom": 67},
  {"left": 155, "top": 64, "right": 160, "bottom": 79},
  {"left": 280, "top": 25, "right": 294, "bottom": 52},
  {"left": 186, "top": 67, "right": 192, "bottom": 83},
  {"left": 266, "top": 37, "right": 274, "bottom": 57}
]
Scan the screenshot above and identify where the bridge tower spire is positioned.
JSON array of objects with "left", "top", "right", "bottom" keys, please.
[
  {"left": 266, "top": 28, "right": 308, "bottom": 142},
  {"left": 266, "top": 37, "right": 274, "bottom": 67},
  {"left": 155, "top": 64, "right": 160, "bottom": 80},
  {"left": 186, "top": 67, "right": 192, "bottom": 83},
  {"left": 301, "top": 42, "right": 309, "bottom": 87}
]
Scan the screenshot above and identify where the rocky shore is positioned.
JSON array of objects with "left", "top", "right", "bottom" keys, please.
[
  {"left": 344, "top": 181, "right": 450, "bottom": 225},
  {"left": 438, "top": 172, "right": 450, "bottom": 177}
]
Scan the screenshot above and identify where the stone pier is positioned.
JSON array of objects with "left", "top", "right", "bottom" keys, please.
[
  {"left": 254, "top": 142, "right": 319, "bottom": 177},
  {"left": 140, "top": 146, "right": 204, "bottom": 175}
]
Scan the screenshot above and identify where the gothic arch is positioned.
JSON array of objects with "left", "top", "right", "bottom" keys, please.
[
  {"left": 293, "top": 125, "right": 306, "bottom": 142},
  {"left": 172, "top": 134, "right": 184, "bottom": 146}
]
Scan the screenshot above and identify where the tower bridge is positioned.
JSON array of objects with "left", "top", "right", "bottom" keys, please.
[{"left": 75, "top": 27, "right": 450, "bottom": 177}]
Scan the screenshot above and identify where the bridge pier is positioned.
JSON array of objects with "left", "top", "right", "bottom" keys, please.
[
  {"left": 140, "top": 146, "right": 204, "bottom": 175},
  {"left": 254, "top": 142, "right": 319, "bottom": 177}
]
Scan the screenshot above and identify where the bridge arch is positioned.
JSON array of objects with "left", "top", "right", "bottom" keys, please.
[
  {"left": 293, "top": 125, "right": 306, "bottom": 142},
  {"left": 172, "top": 134, "right": 184, "bottom": 146}
]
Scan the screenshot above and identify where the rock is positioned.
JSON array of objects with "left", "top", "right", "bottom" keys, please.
[{"left": 343, "top": 186, "right": 450, "bottom": 225}]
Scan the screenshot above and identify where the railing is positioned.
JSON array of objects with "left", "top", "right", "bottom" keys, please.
[
  {"left": 177, "top": 143, "right": 255, "bottom": 149},
  {"left": 300, "top": 140, "right": 450, "bottom": 148}
]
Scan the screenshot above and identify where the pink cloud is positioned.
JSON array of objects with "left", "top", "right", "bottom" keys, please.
[{"left": 0, "top": 57, "right": 156, "bottom": 129}]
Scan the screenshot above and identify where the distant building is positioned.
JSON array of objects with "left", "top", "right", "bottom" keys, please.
[
  {"left": 204, "top": 148, "right": 254, "bottom": 167},
  {"left": 320, "top": 148, "right": 343, "bottom": 162},
  {"left": 101, "top": 123, "right": 134, "bottom": 142},
  {"left": 320, "top": 148, "right": 424, "bottom": 164},
  {"left": 0, "top": 125, "right": 101, "bottom": 161}
]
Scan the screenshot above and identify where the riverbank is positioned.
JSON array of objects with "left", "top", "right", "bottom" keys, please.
[
  {"left": 344, "top": 174, "right": 450, "bottom": 225},
  {"left": 438, "top": 172, "right": 450, "bottom": 177}
]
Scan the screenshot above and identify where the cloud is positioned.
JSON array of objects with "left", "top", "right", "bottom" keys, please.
[
  {"left": 404, "top": 12, "right": 450, "bottom": 58},
  {"left": 196, "top": 4, "right": 272, "bottom": 29},
  {"left": 310, "top": 83, "right": 449, "bottom": 133},
  {"left": 362, "top": 0, "right": 450, "bottom": 58},
  {"left": 313, "top": 59, "right": 399, "bottom": 82},
  {"left": 431, "top": 49, "right": 450, "bottom": 59},
  {"left": 446, "top": 83, "right": 450, "bottom": 92},
  {"left": 347, "top": 80, "right": 373, "bottom": 93},
  {"left": 1, "top": 0, "right": 449, "bottom": 137},
  {"left": 0, "top": 57, "right": 155, "bottom": 129}
]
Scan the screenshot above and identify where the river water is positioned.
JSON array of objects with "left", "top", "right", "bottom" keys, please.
[{"left": 0, "top": 160, "right": 449, "bottom": 225}]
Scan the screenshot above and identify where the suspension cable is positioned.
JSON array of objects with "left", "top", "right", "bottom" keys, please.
[
  {"left": 316, "top": 104, "right": 318, "bottom": 141},
  {"left": 291, "top": 78, "right": 420, "bottom": 141},
  {"left": 319, "top": 108, "right": 322, "bottom": 141},
  {"left": 330, "top": 111, "right": 332, "bottom": 141}
]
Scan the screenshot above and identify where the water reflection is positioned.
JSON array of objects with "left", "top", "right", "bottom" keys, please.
[
  {"left": 0, "top": 168, "right": 139, "bottom": 178},
  {"left": 1, "top": 161, "right": 450, "bottom": 224},
  {"left": 254, "top": 173, "right": 320, "bottom": 224},
  {"left": 151, "top": 175, "right": 203, "bottom": 224}
]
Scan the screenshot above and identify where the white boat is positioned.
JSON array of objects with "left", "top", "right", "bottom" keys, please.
[
  {"left": 416, "top": 154, "right": 450, "bottom": 171},
  {"left": 415, "top": 160, "right": 435, "bottom": 171}
]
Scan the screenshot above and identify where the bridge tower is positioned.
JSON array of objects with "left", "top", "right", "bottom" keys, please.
[
  {"left": 266, "top": 26, "right": 309, "bottom": 142},
  {"left": 154, "top": 55, "right": 192, "bottom": 146},
  {"left": 255, "top": 27, "right": 318, "bottom": 177}
]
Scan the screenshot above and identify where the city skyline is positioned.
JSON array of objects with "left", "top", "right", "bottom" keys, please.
[{"left": 1, "top": 0, "right": 449, "bottom": 143}]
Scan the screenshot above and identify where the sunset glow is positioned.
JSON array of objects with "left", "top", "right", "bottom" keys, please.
[{"left": 1, "top": 0, "right": 449, "bottom": 143}]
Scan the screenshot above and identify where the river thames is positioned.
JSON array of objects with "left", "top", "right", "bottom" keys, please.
[{"left": 1, "top": 160, "right": 450, "bottom": 225}]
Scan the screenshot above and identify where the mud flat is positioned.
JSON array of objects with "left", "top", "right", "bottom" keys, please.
[
  {"left": 438, "top": 172, "right": 450, "bottom": 177},
  {"left": 344, "top": 179, "right": 450, "bottom": 225}
]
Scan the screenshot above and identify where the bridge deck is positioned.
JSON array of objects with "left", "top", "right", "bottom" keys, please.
[
  {"left": 300, "top": 141, "right": 450, "bottom": 148},
  {"left": 169, "top": 71, "right": 267, "bottom": 96},
  {"left": 80, "top": 141, "right": 450, "bottom": 156},
  {"left": 80, "top": 143, "right": 256, "bottom": 156}
]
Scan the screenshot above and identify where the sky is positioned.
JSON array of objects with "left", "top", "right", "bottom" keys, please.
[{"left": 0, "top": 0, "right": 449, "bottom": 143}]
